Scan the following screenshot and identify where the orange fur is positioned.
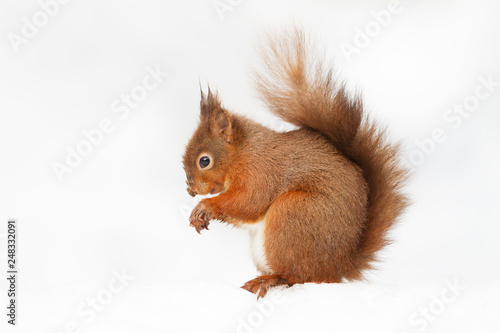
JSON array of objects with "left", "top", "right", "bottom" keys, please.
[{"left": 182, "top": 28, "right": 408, "bottom": 297}]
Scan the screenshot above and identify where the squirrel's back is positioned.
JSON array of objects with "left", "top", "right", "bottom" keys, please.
[{"left": 254, "top": 28, "right": 409, "bottom": 278}]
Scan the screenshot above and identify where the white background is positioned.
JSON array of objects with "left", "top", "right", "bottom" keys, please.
[{"left": 1, "top": 0, "right": 499, "bottom": 332}]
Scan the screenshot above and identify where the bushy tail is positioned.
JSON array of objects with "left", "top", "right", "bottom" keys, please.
[{"left": 254, "top": 28, "right": 409, "bottom": 276}]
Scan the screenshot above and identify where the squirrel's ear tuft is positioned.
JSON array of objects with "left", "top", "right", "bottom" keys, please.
[
  {"left": 200, "top": 87, "right": 210, "bottom": 122},
  {"left": 200, "top": 86, "right": 221, "bottom": 121},
  {"left": 200, "top": 87, "right": 232, "bottom": 142}
]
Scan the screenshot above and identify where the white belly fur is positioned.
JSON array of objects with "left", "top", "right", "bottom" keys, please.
[{"left": 238, "top": 219, "right": 274, "bottom": 275}]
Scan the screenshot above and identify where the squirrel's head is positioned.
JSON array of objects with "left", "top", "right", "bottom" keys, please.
[{"left": 183, "top": 88, "right": 236, "bottom": 197}]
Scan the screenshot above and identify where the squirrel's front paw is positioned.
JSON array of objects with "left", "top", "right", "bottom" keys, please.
[{"left": 189, "top": 202, "right": 211, "bottom": 234}]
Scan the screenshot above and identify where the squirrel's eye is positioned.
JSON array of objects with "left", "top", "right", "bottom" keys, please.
[{"left": 199, "top": 156, "right": 211, "bottom": 169}]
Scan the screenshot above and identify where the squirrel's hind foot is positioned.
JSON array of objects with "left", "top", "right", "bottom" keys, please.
[{"left": 241, "top": 275, "right": 292, "bottom": 299}]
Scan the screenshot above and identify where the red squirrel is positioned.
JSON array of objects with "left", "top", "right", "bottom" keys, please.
[{"left": 182, "top": 28, "right": 408, "bottom": 298}]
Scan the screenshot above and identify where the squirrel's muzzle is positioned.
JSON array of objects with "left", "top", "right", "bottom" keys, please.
[
  {"left": 187, "top": 186, "right": 197, "bottom": 197},
  {"left": 186, "top": 178, "right": 197, "bottom": 197}
]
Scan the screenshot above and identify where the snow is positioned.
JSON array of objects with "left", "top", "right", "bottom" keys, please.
[
  {"left": 1, "top": 0, "right": 500, "bottom": 332},
  {"left": 10, "top": 280, "right": 500, "bottom": 332}
]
